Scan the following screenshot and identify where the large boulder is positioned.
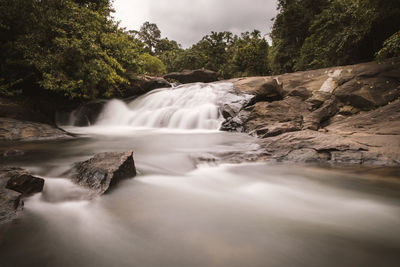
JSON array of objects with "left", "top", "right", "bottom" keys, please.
[
  {"left": 0, "top": 117, "right": 70, "bottom": 141},
  {"left": 0, "top": 168, "right": 44, "bottom": 224},
  {"left": 122, "top": 75, "right": 171, "bottom": 98},
  {"left": 241, "top": 96, "right": 310, "bottom": 137},
  {"left": 164, "top": 69, "right": 219, "bottom": 84},
  {"left": 71, "top": 151, "right": 136, "bottom": 196},
  {"left": 233, "top": 77, "right": 284, "bottom": 104}
]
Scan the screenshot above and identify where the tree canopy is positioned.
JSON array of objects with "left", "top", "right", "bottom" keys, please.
[{"left": 1, "top": 0, "right": 399, "bottom": 100}]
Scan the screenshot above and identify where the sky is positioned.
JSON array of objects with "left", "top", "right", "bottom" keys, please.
[{"left": 113, "top": 0, "right": 278, "bottom": 48}]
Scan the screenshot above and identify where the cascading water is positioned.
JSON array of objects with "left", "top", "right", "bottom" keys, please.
[
  {"left": 95, "top": 82, "right": 233, "bottom": 130},
  {"left": 2, "top": 83, "right": 400, "bottom": 267}
]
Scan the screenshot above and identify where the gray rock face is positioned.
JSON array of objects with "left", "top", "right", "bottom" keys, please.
[
  {"left": 221, "top": 59, "right": 400, "bottom": 166},
  {"left": 233, "top": 77, "right": 284, "bottom": 104},
  {"left": 71, "top": 151, "right": 136, "bottom": 196},
  {"left": 0, "top": 168, "right": 44, "bottom": 224},
  {"left": 0, "top": 117, "right": 70, "bottom": 141},
  {"left": 164, "top": 69, "right": 219, "bottom": 84}
]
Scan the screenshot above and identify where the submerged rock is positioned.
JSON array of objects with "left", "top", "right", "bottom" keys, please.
[
  {"left": 164, "top": 69, "right": 219, "bottom": 84},
  {"left": 0, "top": 168, "right": 44, "bottom": 224},
  {"left": 71, "top": 151, "right": 136, "bottom": 196}
]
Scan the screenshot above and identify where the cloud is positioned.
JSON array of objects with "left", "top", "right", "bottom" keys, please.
[{"left": 113, "top": 0, "right": 277, "bottom": 47}]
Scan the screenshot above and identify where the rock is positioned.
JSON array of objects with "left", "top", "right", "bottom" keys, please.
[
  {"left": 334, "top": 78, "right": 400, "bottom": 110},
  {"left": 286, "top": 87, "right": 312, "bottom": 100},
  {"left": 71, "top": 151, "right": 136, "bottom": 196},
  {"left": 0, "top": 97, "right": 52, "bottom": 124},
  {"left": 0, "top": 117, "right": 71, "bottom": 141},
  {"left": 303, "top": 97, "right": 339, "bottom": 130},
  {"left": 122, "top": 74, "right": 171, "bottom": 98},
  {"left": 5, "top": 168, "right": 45, "bottom": 196},
  {"left": 305, "top": 91, "right": 333, "bottom": 110},
  {"left": 0, "top": 181, "right": 22, "bottom": 224},
  {"left": 338, "top": 105, "right": 360, "bottom": 116},
  {"left": 259, "top": 101, "right": 400, "bottom": 166},
  {"left": 242, "top": 97, "right": 310, "bottom": 137},
  {"left": 69, "top": 100, "right": 107, "bottom": 126},
  {"left": 233, "top": 77, "right": 284, "bottom": 104},
  {"left": 164, "top": 69, "right": 219, "bottom": 84},
  {"left": 262, "top": 130, "right": 369, "bottom": 164},
  {"left": 285, "top": 148, "right": 329, "bottom": 163},
  {"left": 0, "top": 168, "right": 44, "bottom": 224}
]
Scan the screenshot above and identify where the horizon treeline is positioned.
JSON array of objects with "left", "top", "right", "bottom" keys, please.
[{"left": 0, "top": 0, "right": 399, "bottom": 100}]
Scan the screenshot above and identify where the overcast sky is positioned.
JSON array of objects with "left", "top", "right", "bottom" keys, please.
[{"left": 113, "top": 0, "right": 278, "bottom": 48}]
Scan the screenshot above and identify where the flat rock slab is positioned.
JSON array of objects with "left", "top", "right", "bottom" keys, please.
[
  {"left": 0, "top": 168, "right": 44, "bottom": 224},
  {"left": 71, "top": 151, "right": 136, "bottom": 196},
  {"left": 0, "top": 117, "right": 70, "bottom": 141}
]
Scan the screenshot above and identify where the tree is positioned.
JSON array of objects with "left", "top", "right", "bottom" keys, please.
[
  {"left": 268, "top": 0, "right": 330, "bottom": 74},
  {"left": 296, "top": 0, "right": 400, "bottom": 70},
  {"left": 136, "top": 22, "right": 161, "bottom": 55},
  {"left": 232, "top": 30, "right": 270, "bottom": 76},
  {"left": 0, "top": 0, "right": 144, "bottom": 99}
]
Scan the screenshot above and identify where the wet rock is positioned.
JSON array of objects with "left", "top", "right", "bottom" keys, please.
[
  {"left": 71, "top": 151, "right": 136, "bottom": 196},
  {"left": 0, "top": 168, "right": 44, "bottom": 224},
  {"left": 233, "top": 77, "right": 284, "bottom": 104},
  {"left": 122, "top": 74, "right": 171, "bottom": 98},
  {"left": 5, "top": 168, "right": 45, "bottom": 196},
  {"left": 164, "top": 69, "right": 219, "bottom": 84},
  {"left": 69, "top": 100, "right": 107, "bottom": 126},
  {"left": 0, "top": 117, "right": 71, "bottom": 141}
]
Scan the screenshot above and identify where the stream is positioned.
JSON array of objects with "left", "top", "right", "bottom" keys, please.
[{"left": 1, "top": 83, "right": 400, "bottom": 267}]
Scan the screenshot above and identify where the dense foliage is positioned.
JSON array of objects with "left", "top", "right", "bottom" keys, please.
[
  {"left": 152, "top": 30, "right": 271, "bottom": 78},
  {"left": 1, "top": 0, "right": 399, "bottom": 100},
  {"left": 270, "top": 0, "right": 400, "bottom": 74},
  {"left": 0, "top": 0, "right": 164, "bottom": 99}
]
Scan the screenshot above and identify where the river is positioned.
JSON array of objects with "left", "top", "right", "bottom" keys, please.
[{"left": 1, "top": 83, "right": 400, "bottom": 267}]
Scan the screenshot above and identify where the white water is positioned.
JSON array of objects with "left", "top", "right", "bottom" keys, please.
[
  {"left": 95, "top": 83, "right": 232, "bottom": 130},
  {"left": 1, "top": 82, "right": 400, "bottom": 267}
]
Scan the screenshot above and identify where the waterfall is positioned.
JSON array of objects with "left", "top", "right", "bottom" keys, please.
[{"left": 95, "top": 82, "right": 233, "bottom": 130}]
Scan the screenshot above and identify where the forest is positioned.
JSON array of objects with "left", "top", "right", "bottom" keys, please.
[{"left": 0, "top": 0, "right": 399, "bottom": 100}]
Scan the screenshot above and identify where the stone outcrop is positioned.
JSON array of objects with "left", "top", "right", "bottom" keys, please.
[
  {"left": 220, "top": 59, "right": 400, "bottom": 166},
  {"left": 0, "top": 168, "right": 44, "bottom": 224},
  {"left": 71, "top": 151, "right": 136, "bottom": 196},
  {"left": 0, "top": 117, "right": 70, "bottom": 141},
  {"left": 122, "top": 74, "right": 171, "bottom": 98},
  {"left": 164, "top": 69, "right": 219, "bottom": 84}
]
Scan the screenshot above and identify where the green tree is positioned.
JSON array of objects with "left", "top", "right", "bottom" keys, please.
[
  {"left": 0, "top": 0, "right": 143, "bottom": 99},
  {"left": 232, "top": 30, "right": 270, "bottom": 76},
  {"left": 269, "top": 0, "right": 330, "bottom": 74},
  {"left": 376, "top": 31, "right": 400, "bottom": 61},
  {"left": 136, "top": 21, "right": 161, "bottom": 55}
]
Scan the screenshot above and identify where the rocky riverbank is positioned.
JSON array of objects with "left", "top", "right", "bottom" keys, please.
[{"left": 221, "top": 59, "right": 400, "bottom": 165}]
